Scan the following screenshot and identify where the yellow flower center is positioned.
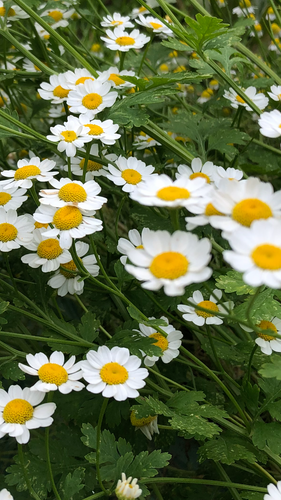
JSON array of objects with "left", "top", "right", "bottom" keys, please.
[
  {"left": 0, "top": 96, "right": 7, "bottom": 107},
  {"left": 201, "top": 89, "right": 213, "bottom": 98},
  {"left": 239, "top": 0, "right": 251, "bottom": 7},
  {"left": 3, "top": 399, "right": 34, "bottom": 424},
  {"left": 136, "top": 244, "right": 144, "bottom": 249},
  {"left": 53, "top": 85, "right": 69, "bottom": 98},
  {"left": 82, "top": 93, "right": 103, "bottom": 110},
  {"left": 149, "top": 332, "right": 169, "bottom": 352},
  {"left": 251, "top": 244, "right": 281, "bottom": 270},
  {"left": 150, "top": 252, "right": 188, "bottom": 280},
  {"left": 79, "top": 158, "right": 103, "bottom": 171},
  {"left": 44, "top": 34, "right": 50, "bottom": 40},
  {"left": 257, "top": 320, "right": 277, "bottom": 341},
  {"left": 53, "top": 206, "right": 83, "bottom": 230},
  {"left": 91, "top": 43, "right": 101, "bottom": 52},
  {"left": 61, "top": 130, "right": 77, "bottom": 142},
  {"left": 0, "top": 223, "right": 18, "bottom": 242},
  {"left": 159, "top": 63, "right": 169, "bottom": 72},
  {"left": 130, "top": 411, "right": 156, "bottom": 427},
  {"left": 271, "top": 23, "right": 280, "bottom": 34},
  {"left": 108, "top": 73, "right": 125, "bottom": 85},
  {"left": 38, "top": 362, "right": 68, "bottom": 385},
  {"left": 121, "top": 169, "right": 142, "bottom": 185},
  {"left": 254, "top": 23, "right": 262, "bottom": 32},
  {"left": 0, "top": 7, "right": 16, "bottom": 16},
  {"left": 86, "top": 124, "right": 104, "bottom": 136},
  {"left": 37, "top": 239, "right": 63, "bottom": 259},
  {"left": 75, "top": 76, "right": 95, "bottom": 85},
  {"left": 150, "top": 21, "right": 163, "bottom": 29},
  {"left": 204, "top": 203, "right": 224, "bottom": 216},
  {"left": 268, "top": 7, "right": 274, "bottom": 14},
  {"left": 236, "top": 95, "right": 245, "bottom": 104},
  {"left": 35, "top": 221, "right": 49, "bottom": 229},
  {"left": 138, "top": 6, "right": 147, "bottom": 12},
  {"left": 0, "top": 192, "right": 11, "bottom": 205},
  {"left": 111, "top": 20, "right": 123, "bottom": 25},
  {"left": 115, "top": 36, "right": 135, "bottom": 46},
  {"left": 196, "top": 300, "right": 219, "bottom": 318},
  {"left": 232, "top": 199, "right": 272, "bottom": 227},
  {"left": 48, "top": 10, "right": 63, "bottom": 21},
  {"left": 100, "top": 362, "right": 129, "bottom": 385},
  {"left": 189, "top": 172, "right": 210, "bottom": 183},
  {"left": 60, "top": 259, "right": 77, "bottom": 278},
  {"left": 14, "top": 164, "right": 41, "bottom": 180},
  {"left": 157, "top": 186, "right": 190, "bottom": 202},
  {"left": 58, "top": 183, "right": 87, "bottom": 203}
]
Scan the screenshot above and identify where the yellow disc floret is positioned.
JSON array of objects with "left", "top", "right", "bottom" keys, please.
[
  {"left": 121, "top": 169, "right": 142, "bottom": 185},
  {"left": 37, "top": 239, "right": 63, "bottom": 260},
  {"left": 115, "top": 36, "right": 135, "bottom": 46},
  {"left": 14, "top": 165, "right": 41, "bottom": 180},
  {"left": 150, "top": 21, "right": 163, "bottom": 29},
  {"left": 150, "top": 252, "right": 188, "bottom": 280},
  {"left": 53, "top": 206, "right": 83, "bottom": 230},
  {"left": 149, "top": 332, "right": 169, "bottom": 352},
  {"left": 236, "top": 95, "right": 245, "bottom": 104},
  {"left": 38, "top": 362, "right": 68, "bottom": 385},
  {"left": 60, "top": 259, "right": 77, "bottom": 278},
  {"left": 79, "top": 158, "right": 103, "bottom": 171},
  {"left": 189, "top": 172, "right": 210, "bottom": 183},
  {"left": 251, "top": 244, "right": 281, "bottom": 270},
  {"left": 3, "top": 399, "right": 33, "bottom": 424},
  {"left": 0, "top": 223, "right": 18, "bottom": 242},
  {"left": 100, "top": 362, "right": 129, "bottom": 385},
  {"left": 196, "top": 300, "right": 219, "bottom": 318},
  {"left": 108, "top": 73, "right": 125, "bottom": 86},
  {"left": 0, "top": 192, "right": 12, "bottom": 206},
  {"left": 257, "top": 320, "right": 277, "bottom": 341},
  {"left": 205, "top": 203, "right": 224, "bottom": 216},
  {"left": 130, "top": 411, "right": 156, "bottom": 427},
  {"left": 86, "top": 124, "right": 104, "bottom": 136},
  {"left": 82, "top": 93, "right": 102, "bottom": 110},
  {"left": 48, "top": 10, "right": 63, "bottom": 21},
  {"left": 58, "top": 183, "right": 87, "bottom": 203},
  {"left": 157, "top": 186, "right": 190, "bottom": 201},
  {"left": 35, "top": 221, "right": 49, "bottom": 229},
  {"left": 232, "top": 199, "right": 272, "bottom": 227},
  {"left": 53, "top": 85, "right": 69, "bottom": 98},
  {"left": 75, "top": 76, "right": 95, "bottom": 85},
  {"left": 61, "top": 130, "right": 77, "bottom": 142},
  {"left": 0, "top": 7, "right": 15, "bottom": 16}
]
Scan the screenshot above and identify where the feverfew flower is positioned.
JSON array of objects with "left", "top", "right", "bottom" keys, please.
[
  {"left": 133, "top": 133, "right": 160, "bottom": 149},
  {"left": 22, "top": 58, "right": 41, "bottom": 72},
  {"left": 40, "top": 7, "right": 75, "bottom": 29},
  {"left": 136, "top": 14, "right": 173, "bottom": 35},
  {"left": 136, "top": 316, "right": 183, "bottom": 366},
  {"left": 197, "top": 88, "right": 214, "bottom": 104},
  {"left": 19, "top": 351, "right": 84, "bottom": 393},
  {"left": 118, "top": 227, "right": 150, "bottom": 265},
  {"left": 185, "top": 191, "right": 224, "bottom": 230},
  {"left": 78, "top": 115, "right": 120, "bottom": 145},
  {"left": 0, "top": 385, "right": 56, "bottom": 444},
  {"left": 223, "top": 219, "right": 281, "bottom": 288},
  {"left": 265, "top": 482, "right": 281, "bottom": 500},
  {"left": 0, "top": 209, "right": 34, "bottom": 252},
  {"left": 214, "top": 166, "right": 243, "bottom": 187},
  {"left": 100, "top": 13, "right": 134, "bottom": 29},
  {"left": 98, "top": 66, "right": 136, "bottom": 88},
  {"left": 21, "top": 229, "right": 71, "bottom": 273},
  {"left": 255, "top": 318, "right": 281, "bottom": 355},
  {"left": 0, "top": 186, "right": 27, "bottom": 211},
  {"left": 178, "top": 289, "right": 233, "bottom": 326},
  {"left": 66, "top": 144, "right": 114, "bottom": 179},
  {"left": 107, "top": 156, "right": 156, "bottom": 193},
  {"left": 101, "top": 27, "right": 150, "bottom": 52},
  {"left": 67, "top": 79, "right": 118, "bottom": 117},
  {"left": 0, "top": 2, "right": 29, "bottom": 21},
  {"left": 232, "top": 0, "right": 255, "bottom": 17},
  {"left": 266, "top": 7, "right": 276, "bottom": 21},
  {"left": 48, "top": 241, "right": 99, "bottom": 296},
  {"left": 130, "top": 411, "right": 159, "bottom": 440},
  {"left": 115, "top": 473, "right": 142, "bottom": 499},
  {"left": 64, "top": 68, "right": 97, "bottom": 88},
  {"left": 259, "top": 110, "right": 281, "bottom": 138},
  {"left": 81, "top": 346, "right": 149, "bottom": 401},
  {"left": 38, "top": 73, "right": 71, "bottom": 104},
  {"left": 0, "top": 157, "right": 58, "bottom": 190},
  {"left": 224, "top": 87, "right": 268, "bottom": 111},
  {"left": 47, "top": 115, "right": 92, "bottom": 157},
  {"left": 39, "top": 178, "right": 107, "bottom": 211},
  {"left": 176, "top": 158, "right": 218, "bottom": 184},
  {"left": 0, "top": 490, "right": 13, "bottom": 500},
  {"left": 125, "top": 229, "right": 212, "bottom": 296},
  {"left": 268, "top": 85, "right": 281, "bottom": 101}
]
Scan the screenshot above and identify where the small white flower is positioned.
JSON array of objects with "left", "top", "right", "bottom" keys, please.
[
  {"left": 65, "top": 144, "right": 114, "bottom": 179},
  {"left": 266, "top": 7, "right": 276, "bottom": 21},
  {"left": 107, "top": 156, "right": 156, "bottom": 193},
  {"left": 115, "top": 473, "right": 142, "bottom": 499},
  {"left": 178, "top": 289, "right": 233, "bottom": 326},
  {"left": 0, "top": 489, "right": 13, "bottom": 500},
  {"left": 265, "top": 481, "right": 281, "bottom": 500},
  {"left": 254, "top": 318, "right": 281, "bottom": 355},
  {"left": 197, "top": 88, "right": 214, "bottom": 104},
  {"left": 101, "top": 27, "right": 150, "bottom": 52},
  {"left": 47, "top": 115, "right": 92, "bottom": 157},
  {"left": 136, "top": 14, "right": 173, "bottom": 35},
  {"left": 0, "top": 90, "right": 9, "bottom": 108},
  {"left": 125, "top": 229, "right": 212, "bottom": 296},
  {"left": 0, "top": 157, "right": 58, "bottom": 189},
  {"left": 81, "top": 346, "right": 149, "bottom": 401},
  {"left": 0, "top": 1, "right": 29, "bottom": 21},
  {"left": 21, "top": 229, "right": 71, "bottom": 273},
  {"left": 48, "top": 104, "right": 66, "bottom": 119},
  {"left": 268, "top": 85, "right": 281, "bottom": 101},
  {"left": 97, "top": 66, "right": 136, "bottom": 88},
  {"left": 118, "top": 227, "right": 149, "bottom": 265},
  {"left": 259, "top": 110, "right": 281, "bottom": 138},
  {"left": 185, "top": 191, "right": 223, "bottom": 230},
  {"left": 35, "top": 21, "right": 52, "bottom": 39},
  {"left": 38, "top": 73, "right": 71, "bottom": 104},
  {"left": 78, "top": 114, "right": 120, "bottom": 145},
  {"left": 67, "top": 79, "right": 118, "bottom": 118},
  {"left": 0, "top": 385, "right": 56, "bottom": 444},
  {"left": 47, "top": 241, "right": 99, "bottom": 296},
  {"left": 133, "top": 133, "right": 160, "bottom": 149},
  {"left": 19, "top": 351, "right": 85, "bottom": 393},
  {"left": 131, "top": 5, "right": 149, "bottom": 18},
  {"left": 250, "top": 21, "right": 263, "bottom": 38},
  {"left": 22, "top": 58, "right": 41, "bottom": 72},
  {"left": 40, "top": 7, "right": 75, "bottom": 29},
  {"left": 130, "top": 411, "right": 159, "bottom": 440},
  {"left": 213, "top": 166, "right": 243, "bottom": 187},
  {"left": 232, "top": 2, "right": 255, "bottom": 17},
  {"left": 63, "top": 68, "right": 100, "bottom": 89},
  {"left": 176, "top": 158, "right": 218, "bottom": 184},
  {"left": 224, "top": 86, "right": 268, "bottom": 111},
  {"left": 100, "top": 13, "right": 134, "bottom": 29},
  {"left": 0, "top": 185, "right": 27, "bottom": 211},
  {"left": 0, "top": 209, "right": 34, "bottom": 252}
]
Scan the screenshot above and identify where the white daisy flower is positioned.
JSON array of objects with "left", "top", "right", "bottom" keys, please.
[
  {"left": 254, "top": 318, "right": 281, "bottom": 355},
  {"left": 63, "top": 68, "right": 100, "bottom": 89},
  {"left": 65, "top": 144, "right": 114, "bottom": 179},
  {"left": 136, "top": 14, "right": 173, "bottom": 35},
  {"left": 0, "top": 90, "right": 9, "bottom": 108},
  {"left": 48, "top": 104, "right": 66, "bottom": 119},
  {"left": 115, "top": 473, "right": 142, "bottom": 499},
  {"left": 0, "top": 489, "right": 13, "bottom": 500},
  {"left": 0, "top": 1, "right": 29, "bottom": 21},
  {"left": 133, "top": 133, "right": 161, "bottom": 149},
  {"left": 176, "top": 158, "right": 218, "bottom": 184},
  {"left": 38, "top": 73, "right": 71, "bottom": 104},
  {"left": 130, "top": 173, "right": 211, "bottom": 209},
  {"left": 265, "top": 481, "right": 281, "bottom": 500},
  {"left": 266, "top": 7, "right": 276, "bottom": 21},
  {"left": 208, "top": 177, "right": 281, "bottom": 236},
  {"left": 268, "top": 85, "right": 281, "bottom": 101},
  {"left": 223, "top": 218, "right": 281, "bottom": 288},
  {"left": 197, "top": 88, "right": 214, "bottom": 104},
  {"left": 19, "top": 351, "right": 85, "bottom": 393},
  {"left": 78, "top": 114, "right": 120, "bottom": 145},
  {"left": 178, "top": 289, "right": 233, "bottom": 326},
  {"left": 22, "top": 58, "right": 41, "bottom": 72},
  {"left": 258, "top": 110, "right": 281, "bottom": 138},
  {"left": 0, "top": 385, "right": 56, "bottom": 444},
  {"left": 136, "top": 316, "right": 183, "bottom": 366},
  {"left": 0, "top": 209, "right": 34, "bottom": 252},
  {"left": 40, "top": 7, "right": 75, "bottom": 29},
  {"left": 130, "top": 411, "right": 159, "bottom": 440},
  {"left": 232, "top": 0, "right": 255, "bottom": 17},
  {"left": 107, "top": 156, "right": 156, "bottom": 193},
  {"left": 213, "top": 166, "right": 243, "bottom": 187},
  {"left": 21, "top": 229, "right": 71, "bottom": 273},
  {"left": 223, "top": 86, "right": 268, "bottom": 111},
  {"left": 250, "top": 21, "right": 263, "bottom": 38},
  {"left": 47, "top": 115, "right": 92, "bottom": 157},
  {"left": 81, "top": 346, "right": 149, "bottom": 401},
  {"left": 101, "top": 27, "right": 150, "bottom": 52},
  {"left": 67, "top": 79, "right": 118, "bottom": 118},
  {"left": 47, "top": 241, "right": 98, "bottom": 296},
  {"left": 125, "top": 229, "right": 212, "bottom": 296},
  {"left": 97, "top": 66, "right": 136, "bottom": 88},
  {"left": 0, "top": 157, "right": 58, "bottom": 190},
  {"left": 131, "top": 5, "right": 149, "bottom": 18},
  {"left": 100, "top": 13, "right": 134, "bottom": 29},
  {"left": 118, "top": 227, "right": 149, "bottom": 265},
  {"left": 0, "top": 185, "right": 27, "bottom": 211},
  {"left": 39, "top": 177, "right": 107, "bottom": 212},
  {"left": 34, "top": 21, "right": 51, "bottom": 39}
]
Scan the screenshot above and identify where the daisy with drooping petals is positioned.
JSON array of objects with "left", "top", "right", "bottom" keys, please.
[
  {"left": 130, "top": 411, "right": 159, "bottom": 440},
  {"left": 0, "top": 157, "right": 58, "bottom": 190},
  {"left": 223, "top": 219, "right": 281, "bottom": 288},
  {"left": 268, "top": 85, "right": 281, "bottom": 101},
  {"left": 115, "top": 473, "right": 142, "bottom": 499},
  {"left": 213, "top": 166, "right": 243, "bottom": 187},
  {"left": 258, "top": 110, "right": 281, "bottom": 138},
  {"left": 265, "top": 482, "right": 281, "bottom": 500},
  {"left": 78, "top": 114, "right": 120, "bottom": 145},
  {"left": 130, "top": 173, "right": 211, "bottom": 209},
  {"left": 0, "top": 385, "right": 56, "bottom": 444},
  {"left": 133, "top": 133, "right": 161, "bottom": 150},
  {"left": 0, "top": 489, "right": 13, "bottom": 500},
  {"left": 33, "top": 204, "right": 102, "bottom": 249},
  {"left": 100, "top": 13, "right": 134, "bottom": 29},
  {"left": 65, "top": 144, "right": 114, "bottom": 179},
  {"left": 38, "top": 73, "right": 71, "bottom": 104},
  {"left": 118, "top": 227, "right": 150, "bottom": 265},
  {"left": 0, "top": 209, "right": 34, "bottom": 252},
  {"left": 47, "top": 115, "right": 92, "bottom": 157},
  {"left": 0, "top": 186, "right": 27, "bottom": 211},
  {"left": 107, "top": 156, "right": 156, "bottom": 193},
  {"left": 101, "top": 27, "right": 150, "bottom": 52},
  {"left": 125, "top": 229, "right": 212, "bottom": 296},
  {"left": 224, "top": 86, "right": 268, "bottom": 111},
  {"left": 39, "top": 178, "right": 107, "bottom": 211},
  {"left": 136, "top": 14, "right": 173, "bottom": 35},
  {"left": 178, "top": 289, "right": 234, "bottom": 326},
  {"left": 19, "top": 351, "right": 84, "bottom": 393},
  {"left": 81, "top": 346, "right": 149, "bottom": 401},
  {"left": 21, "top": 229, "right": 71, "bottom": 273},
  {"left": 253, "top": 318, "right": 281, "bottom": 355},
  {"left": 67, "top": 79, "right": 118, "bottom": 118},
  {"left": 176, "top": 158, "right": 218, "bottom": 184},
  {"left": 136, "top": 316, "right": 183, "bottom": 366},
  {"left": 98, "top": 67, "right": 136, "bottom": 89}
]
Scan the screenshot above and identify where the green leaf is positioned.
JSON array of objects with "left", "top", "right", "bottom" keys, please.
[
  {"left": 216, "top": 271, "right": 256, "bottom": 295},
  {"left": 170, "top": 414, "right": 221, "bottom": 440},
  {"left": 234, "top": 289, "right": 281, "bottom": 323},
  {"left": 161, "top": 37, "right": 194, "bottom": 51},
  {"left": 268, "top": 399, "right": 281, "bottom": 421},
  {"left": 208, "top": 128, "right": 250, "bottom": 156},
  {"left": 6, "top": 453, "right": 51, "bottom": 498},
  {"left": 106, "top": 329, "right": 162, "bottom": 357},
  {"left": 252, "top": 422, "right": 281, "bottom": 454},
  {"left": 185, "top": 14, "right": 229, "bottom": 50},
  {"left": 199, "top": 433, "right": 258, "bottom": 464},
  {"left": 1, "top": 361, "right": 25, "bottom": 381},
  {"left": 144, "top": 396, "right": 174, "bottom": 417},
  {"left": 127, "top": 305, "right": 167, "bottom": 329},
  {"left": 114, "top": 260, "right": 134, "bottom": 287},
  {"left": 259, "top": 355, "right": 281, "bottom": 380},
  {"left": 61, "top": 468, "right": 85, "bottom": 500},
  {"left": 78, "top": 311, "right": 99, "bottom": 342}
]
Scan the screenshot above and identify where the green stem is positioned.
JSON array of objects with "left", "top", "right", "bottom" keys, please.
[
  {"left": 81, "top": 492, "right": 106, "bottom": 500},
  {"left": 18, "top": 444, "right": 41, "bottom": 500},
  {"left": 152, "top": 484, "right": 164, "bottom": 500},
  {"left": 82, "top": 142, "right": 92, "bottom": 183},
  {"left": 96, "top": 399, "right": 109, "bottom": 495},
  {"left": 138, "top": 35, "right": 153, "bottom": 76},
  {"left": 45, "top": 395, "right": 62, "bottom": 500},
  {"left": 252, "top": 462, "right": 277, "bottom": 485},
  {"left": 216, "top": 463, "right": 242, "bottom": 500},
  {"left": 148, "top": 367, "right": 189, "bottom": 392},
  {"left": 74, "top": 294, "right": 88, "bottom": 313},
  {"left": 0, "top": 330, "right": 88, "bottom": 346},
  {"left": 30, "top": 183, "right": 40, "bottom": 206},
  {"left": 247, "top": 344, "right": 258, "bottom": 383},
  {"left": 115, "top": 196, "right": 126, "bottom": 241},
  {"left": 144, "top": 478, "right": 267, "bottom": 492},
  {"left": 170, "top": 208, "right": 180, "bottom": 231}
]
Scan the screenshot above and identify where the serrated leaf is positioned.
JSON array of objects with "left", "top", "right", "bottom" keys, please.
[
  {"left": 127, "top": 305, "right": 167, "bottom": 328},
  {"left": 78, "top": 311, "right": 99, "bottom": 342},
  {"left": 268, "top": 400, "right": 281, "bottom": 421},
  {"left": 145, "top": 396, "right": 174, "bottom": 417},
  {"left": 252, "top": 422, "right": 281, "bottom": 454},
  {"left": 170, "top": 414, "right": 221, "bottom": 439},
  {"left": 61, "top": 468, "right": 85, "bottom": 500},
  {"left": 1, "top": 361, "right": 25, "bottom": 381},
  {"left": 234, "top": 289, "right": 281, "bottom": 323},
  {"left": 259, "top": 355, "right": 281, "bottom": 380},
  {"left": 199, "top": 433, "right": 258, "bottom": 464},
  {"left": 216, "top": 271, "right": 256, "bottom": 295},
  {"left": 185, "top": 14, "right": 229, "bottom": 50},
  {"left": 6, "top": 453, "right": 51, "bottom": 498}
]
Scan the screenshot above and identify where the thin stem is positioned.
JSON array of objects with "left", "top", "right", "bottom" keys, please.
[
  {"left": 96, "top": 399, "right": 109, "bottom": 495},
  {"left": 67, "top": 157, "right": 72, "bottom": 180},
  {"left": 144, "top": 478, "right": 267, "bottom": 492},
  {"left": 170, "top": 208, "right": 180, "bottom": 231},
  {"left": 148, "top": 367, "right": 189, "bottom": 392},
  {"left": 152, "top": 484, "right": 164, "bottom": 500},
  {"left": 74, "top": 293, "right": 88, "bottom": 313},
  {"left": 138, "top": 35, "right": 153, "bottom": 76},
  {"left": 45, "top": 395, "right": 62, "bottom": 500},
  {"left": 115, "top": 196, "right": 126, "bottom": 241},
  {"left": 82, "top": 142, "right": 92, "bottom": 183},
  {"left": 252, "top": 462, "right": 277, "bottom": 485},
  {"left": 247, "top": 344, "right": 258, "bottom": 383},
  {"left": 18, "top": 444, "right": 41, "bottom": 500}
]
